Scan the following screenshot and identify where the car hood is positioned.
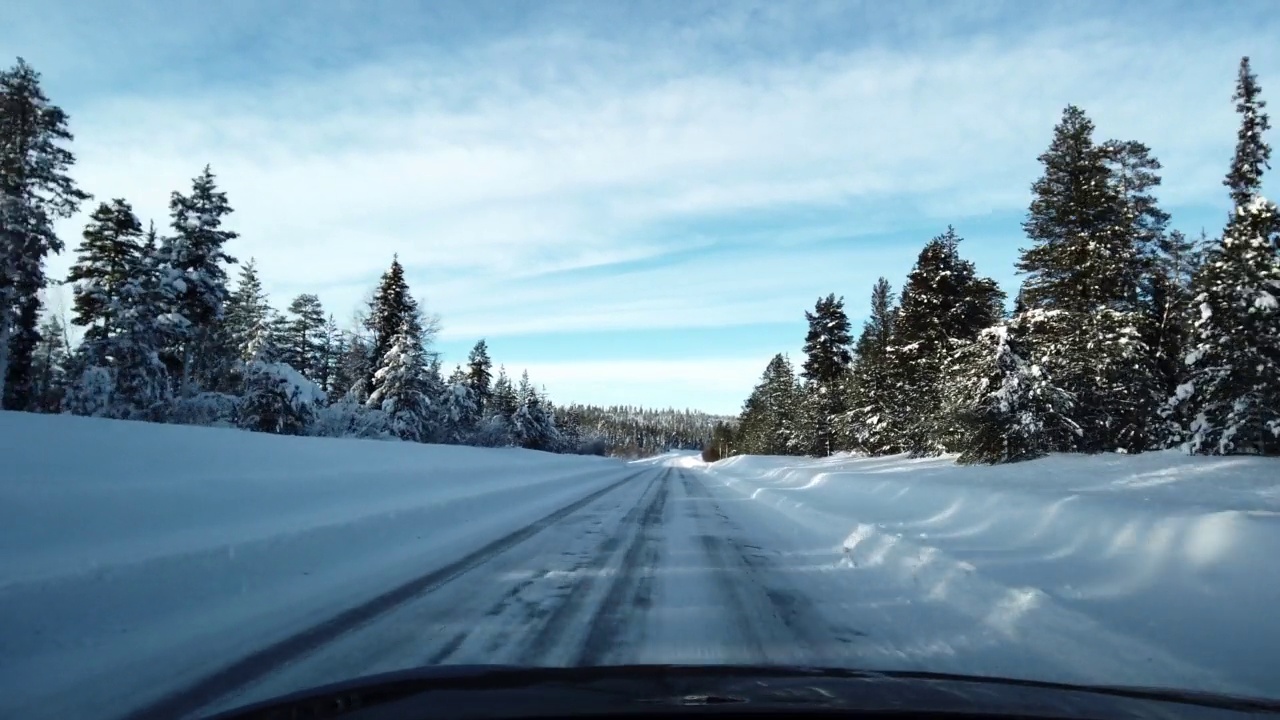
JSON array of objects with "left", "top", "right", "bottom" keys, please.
[{"left": 205, "top": 664, "right": 1280, "bottom": 720}]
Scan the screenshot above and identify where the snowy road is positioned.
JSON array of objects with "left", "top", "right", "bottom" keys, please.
[
  {"left": 182, "top": 466, "right": 866, "bottom": 719},
  {"left": 7, "top": 414, "right": 1277, "bottom": 720}
]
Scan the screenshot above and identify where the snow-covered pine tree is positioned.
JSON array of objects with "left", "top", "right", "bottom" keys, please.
[
  {"left": 466, "top": 339, "right": 493, "bottom": 414},
  {"left": 156, "top": 165, "right": 238, "bottom": 394},
  {"left": 945, "top": 317, "right": 1076, "bottom": 464},
  {"left": 64, "top": 219, "right": 172, "bottom": 421},
  {"left": 318, "top": 314, "right": 339, "bottom": 393},
  {"left": 30, "top": 312, "right": 69, "bottom": 412},
  {"left": 281, "top": 293, "right": 326, "bottom": 381},
  {"left": 1016, "top": 105, "right": 1159, "bottom": 453},
  {"left": 336, "top": 331, "right": 373, "bottom": 401},
  {"left": 66, "top": 199, "right": 143, "bottom": 346},
  {"left": 104, "top": 267, "right": 172, "bottom": 421},
  {"left": 845, "top": 278, "right": 903, "bottom": 455},
  {"left": 1147, "top": 229, "right": 1200, "bottom": 444},
  {"left": 799, "top": 294, "right": 853, "bottom": 456},
  {"left": 736, "top": 353, "right": 802, "bottom": 455},
  {"left": 364, "top": 256, "right": 419, "bottom": 388},
  {"left": 891, "top": 227, "right": 1005, "bottom": 455},
  {"left": 223, "top": 259, "right": 271, "bottom": 363},
  {"left": 512, "top": 386, "right": 560, "bottom": 451},
  {"left": 1176, "top": 58, "right": 1280, "bottom": 455},
  {"left": 0, "top": 58, "right": 90, "bottom": 409},
  {"left": 238, "top": 319, "right": 323, "bottom": 436},
  {"left": 367, "top": 321, "right": 434, "bottom": 442},
  {"left": 439, "top": 380, "right": 479, "bottom": 444},
  {"left": 491, "top": 366, "right": 518, "bottom": 419}
]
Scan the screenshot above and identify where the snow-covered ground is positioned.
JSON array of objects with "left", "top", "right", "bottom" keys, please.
[
  {"left": 3, "top": 414, "right": 1278, "bottom": 720},
  {"left": 0, "top": 412, "right": 628, "bottom": 719},
  {"left": 683, "top": 450, "right": 1280, "bottom": 696}
]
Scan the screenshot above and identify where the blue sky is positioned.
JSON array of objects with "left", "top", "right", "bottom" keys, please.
[{"left": 5, "top": 0, "right": 1278, "bottom": 414}]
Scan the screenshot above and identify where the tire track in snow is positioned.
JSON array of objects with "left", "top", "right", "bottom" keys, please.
[
  {"left": 515, "top": 469, "right": 670, "bottom": 665},
  {"left": 120, "top": 470, "right": 644, "bottom": 720},
  {"left": 678, "top": 469, "right": 865, "bottom": 665},
  {"left": 575, "top": 468, "right": 670, "bottom": 665}
]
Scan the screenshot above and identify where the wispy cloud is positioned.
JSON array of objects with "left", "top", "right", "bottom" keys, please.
[{"left": 11, "top": 0, "right": 1278, "bottom": 409}]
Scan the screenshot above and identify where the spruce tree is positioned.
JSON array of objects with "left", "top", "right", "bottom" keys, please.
[
  {"left": 0, "top": 58, "right": 90, "bottom": 408},
  {"left": 67, "top": 199, "right": 143, "bottom": 346},
  {"left": 30, "top": 312, "right": 69, "bottom": 412},
  {"left": 238, "top": 319, "right": 318, "bottom": 436},
  {"left": 799, "top": 293, "right": 853, "bottom": 456},
  {"left": 365, "top": 256, "right": 420, "bottom": 389},
  {"left": 1176, "top": 58, "right": 1280, "bottom": 455},
  {"left": 65, "top": 236, "right": 172, "bottom": 421},
  {"left": 157, "top": 165, "right": 238, "bottom": 393},
  {"left": 466, "top": 339, "right": 493, "bottom": 413},
  {"left": 492, "top": 366, "right": 518, "bottom": 418},
  {"left": 368, "top": 320, "right": 434, "bottom": 442},
  {"left": 945, "top": 319, "right": 1075, "bottom": 464},
  {"left": 282, "top": 293, "right": 326, "bottom": 380},
  {"left": 318, "top": 314, "right": 339, "bottom": 393},
  {"left": 223, "top": 258, "right": 271, "bottom": 363},
  {"left": 1016, "top": 105, "right": 1159, "bottom": 452},
  {"left": 736, "top": 354, "right": 801, "bottom": 455},
  {"left": 1224, "top": 57, "right": 1272, "bottom": 210},
  {"left": 891, "top": 227, "right": 1004, "bottom": 455},
  {"left": 845, "top": 278, "right": 902, "bottom": 454},
  {"left": 512, "top": 386, "right": 559, "bottom": 451},
  {"left": 439, "top": 381, "right": 479, "bottom": 444}
]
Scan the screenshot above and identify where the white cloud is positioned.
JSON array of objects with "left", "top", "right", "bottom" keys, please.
[{"left": 41, "top": 6, "right": 1279, "bottom": 346}]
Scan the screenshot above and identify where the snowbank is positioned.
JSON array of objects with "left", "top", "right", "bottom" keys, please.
[
  {"left": 0, "top": 411, "right": 628, "bottom": 719},
  {"left": 684, "top": 451, "right": 1280, "bottom": 697}
]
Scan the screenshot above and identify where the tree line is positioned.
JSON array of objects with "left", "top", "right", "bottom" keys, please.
[
  {"left": 715, "top": 57, "right": 1279, "bottom": 464},
  {"left": 0, "top": 57, "right": 716, "bottom": 456}
]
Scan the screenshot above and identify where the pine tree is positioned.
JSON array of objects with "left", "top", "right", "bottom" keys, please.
[
  {"left": 945, "top": 319, "right": 1075, "bottom": 464},
  {"left": 282, "top": 293, "right": 326, "bottom": 380},
  {"left": 365, "top": 256, "right": 420, "bottom": 388},
  {"left": 466, "top": 339, "right": 493, "bottom": 414},
  {"left": 367, "top": 321, "right": 434, "bottom": 442},
  {"left": 30, "top": 312, "right": 69, "bottom": 412},
  {"left": 1147, "top": 230, "right": 1200, "bottom": 427},
  {"left": 157, "top": 165, "right": 238, "bottom": 393},
  {"left": 0, "top": 58, "right": 90, "bottom": 408},
  {"left": 512, "top": 386, "right": 560, "bottom": 451},
  {"left": 845, "top": 278, "right": 902, "bottom": 455},
  {"left": 65, "top": 237, "right": 172, "bottom": 421},
  {"left": 317, "top": 314, "right": 339, "bottom": 393},
  {"left": 439, "top": 381, "right": 479, "bottom": 444},
  {"left": 891, "top": 227, "right": 1005, "bottom": 455},
  {"left": 491, "top": 366, "right": 518, "bottom": 418},
  {"left": 1016, "top": 105, "right": 1159, "bottom": 453},
  {"left": 1177, "top": 59, "right": 1280, "bottom": 455},
  {"left": 66, "top": 199, "right": 143, "bottom": 346},
  {"left": 336, "top": 332, "right": 373, "bottom": 400},
  {"left": 799, "top": 293, "right": 853, "bottom": 456},
  {"left": 105, "top": 269, "right": 172, "bottom": 421},
  {"left": 736, "top": 354, "right": 802, "bottom": 455},
  {"left": 1224, "top": 57, "right": 1272, "bottom": 210},
  {"left": 517, "top": 369, "right": 533, "bottom": 406},
  {"left": 223, "top": 258, "right": 271, "bottom": 363},
  {"left": 239, "top": 319, "right": 320, "bottom": 436}
]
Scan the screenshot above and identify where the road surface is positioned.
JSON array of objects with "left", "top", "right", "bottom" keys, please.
[{"left": 141, "top": 465, "right": 865, "bottom": 719}]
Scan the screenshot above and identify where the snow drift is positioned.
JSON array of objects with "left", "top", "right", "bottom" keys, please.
[
  {"left": 0, "top": 411, "right": 628, "bottom": 719},
  {"left": 683, "top": 451, "right": 1280, "bottom": 697}
]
